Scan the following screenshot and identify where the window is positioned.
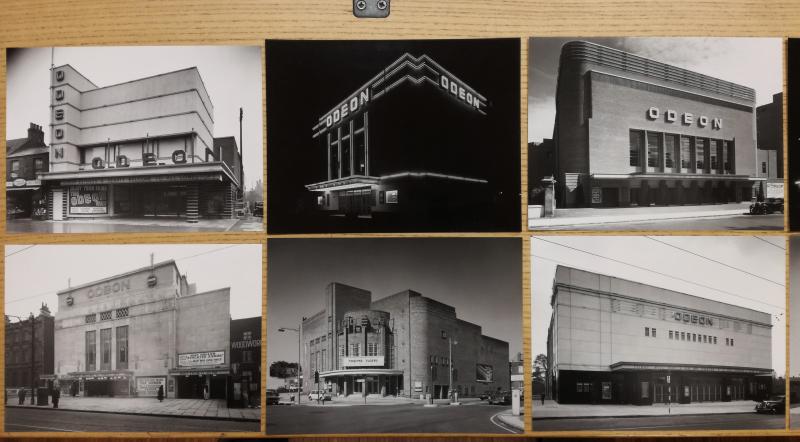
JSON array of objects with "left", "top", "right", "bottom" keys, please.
[
  {"left": 730, "top": 339, "right": 734, "bottom": 347},
  {"left": 695, "top": 138, "right": 707, "bottom": 171},
  {"left": 321, "top": 349, "right": 327, "bottom": 371},
  {"left": 602, "top": 382, "right": 612, "bottom": 400},
  {"left": 714, "top": 336, "right": 718, "bottom": 345},
  {"left": 243, "top": 350, "right": 254, "bottom": 363},
  {"left": 243, "top": 331, "right": 252, "bottom": 341},
  {"left": 724, "top": 141, "right": 734, "bottom": 173},
  {"left": 85, "top": 330, "right": 96, "bottom": 371},
  {"left": 85, "top": 314, "right": 96, "bottom": 323},
  {"left": 692, "top": 333, "right": 696, "bottom": 342},
  {"left": 34, "top": 158, "right": 44, "bottom": 172},
  {"left": 350, "top": 343, "right": 360, "bottom": 356},
  {"left": 681, "top": 136, "right": 692, "bottom": 169},
  {"left": 647, "top": 132, "right": 661, "bottom": 168},
  {"left": 726, "top": 338, "right": 729, "bottom": 346},
  {"left": 100, "top": 328, "right": 112, "bottom": 370},
  {"left": 669, "top": 330, "right": 673, "bottom": 340},
  {"left": 115, "top": 307, "right": 128, "bottom": 318},
  {"left": 10, "top": 160, "right": 19, "bottom": 172},
  {"left": 681, "top": 332, "right": 685, "bottom": 341},
  {"left": 339, "top": 345, "right": 345, "bottom": 357},
  {"left": 99, "top": 311, "right": 112, "bottom": 321},
  {"left": 710, "top": 139, "right": 720, "bottom": 171},
  {"left": 665, "top": 134, "right": 677, "bottom": 169},
  {"left": 652, "top": 328, "right": 656, "bottom": 338},
  {"left": 645, "top": 327, "right": 649, "bottom": 337},
  {"left": 703, "top": 335, "right": 707, "bottom": 343},
  {"left": 629, "top": 130, "right": 644, "bottom": 167},
  {"left": 116, "top": 326, "right": 128, "bottom": 369},
  {"left": 367, "top": 342, "right": 378, "bottom": 356},
  {"left": 761, "top": 162, "right": 767, "bottom": 174}
]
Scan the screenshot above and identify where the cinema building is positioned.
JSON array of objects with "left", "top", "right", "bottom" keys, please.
[
  {"left": 552, "top": 41, "right": 761, "bottom": 208},
  {"left": 306, "top": 53, "right": 491, "bottom": 219},
  {"left": 41, "top": 64, "right": 242, "bottom": 223},
  {"left": 53, "top": 260, "right": 231, "bottom": 399},
  {"left": 546, "top": 266, "right": 774, "bottom": 405},
  {"left": 301, "top": 283, "right": 510, "bottom": 399}
]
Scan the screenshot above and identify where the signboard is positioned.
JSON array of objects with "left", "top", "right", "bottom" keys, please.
[
  {"left": 136, "top": 376, "right": 166, "bottom": 397},
  {"left": 591, "top": 187, "right": 602, "bottom": 204},
  {"left": 476, "top": 364, "right": 494, "bottom": 383},
  {"left": 341, "top": 356, "right": 384, "bottom": 367},
  {"left": 69, "top": 185, "right": 108, "bottom": 214},
  {"left": 87, "top": 278, "right": 130, "bottom": 298},
  {"left": 439, "top": 74, "right": 484, "bottom": 110},
  {"left": 414, "top": 380, "right": 422, "bottom": 392},
  {"left": 386, "top": 190, "right": 398, "bottom": 204},
  {"left": 232, "top": 339, "right": 262, "bottom": 349},
  {"left": 178, "top": 351, "right": 225, "bottom": 367},
  {"left": 510, "top": 374, "right": 524, "bottom": 382},
  {"left": 767, "top": 182, "right": 784, "bottom": 199},
  {"left": 646, "top": 106, "right": 722, "bottom": 130}
]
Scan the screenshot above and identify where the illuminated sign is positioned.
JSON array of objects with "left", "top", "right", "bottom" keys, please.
[
  {"left": 440, "top": 74, "right": 484, "bottom": 110},
  {"left": 232, "top": 339, "right": 261, "bottom": 349},
  {"left": 386, "top": 190, "right": 398, "bottom": 204},
  {"left": 178, "top": 351, "right": 225, "bottom": 367},
  {"left": 341, "top": 356, "right": 384, "bottom": 367},
  {"left": 325, "top": 89, "right": 370, "bottom": 128},
  {"left": 647, "top": 107, "right": 722, "bottom": 130},
  {"left": 69, "top": 185, "right": 107, "bottom": 214},
  {"left": 476, "top": 364, "right": 494, "bottom": 383},
  {"left": 172, "top": 150, "right": 187, "bottom": 164},
  {"left": 87, "top": 279, "right": 131, "bottom": 298}
]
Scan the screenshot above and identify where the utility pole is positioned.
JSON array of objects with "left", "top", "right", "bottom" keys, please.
[{"left": 29, "top": 312, "right": 35, "bottom": 405}]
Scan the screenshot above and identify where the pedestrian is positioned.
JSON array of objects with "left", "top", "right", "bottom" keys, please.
[
  {"left": 52, "top": 387, "right": 60, "bottom": 409},
  {"left": 157, "top": 385, "right": 164, "bottom": 402},
  {"left": 203, "top": 385, "right": 209, "bottom": 400},
  {"left": 541, "top": 393, "right": 545, "bottom": 405},
  {"left": 18, "top": 388, "right": 25, "bottom": 405}
]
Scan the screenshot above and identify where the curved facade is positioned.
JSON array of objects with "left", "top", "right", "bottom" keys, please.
[{"left": 553, "top": 41, "right": 760, "bottom": 208}]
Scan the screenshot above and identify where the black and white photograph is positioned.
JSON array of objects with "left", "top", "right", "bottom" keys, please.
[
  {"left": 265, "top": 238, "right": 524, "bottom": 435},
  {"left": 4, "top": 244, "right": 263, "bottom": 433},
  {"left": 6, "top": 46, "right": 264, "bottom": 233},
  {"left": 528, "top": 37, "right": 783, "bottom": 231},
  {"left": 789, "top": 236, "right": 800, "bottom": 427},
  {"left": 531, "top": 236, "right": 786, "bottom": 432},
  {"left": 265, "top": 39, "right": 521, "bottom": 234},
  {"left": 788, "top": 38, "right": 800, "bottom": 231}
]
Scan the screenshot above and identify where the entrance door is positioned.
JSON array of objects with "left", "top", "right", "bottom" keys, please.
[
  {"left": 52, "top": 190, "right": 63, "bottom": 220},
  {"left": 366, "top": 377, "right": 379, "bottom": 395}
]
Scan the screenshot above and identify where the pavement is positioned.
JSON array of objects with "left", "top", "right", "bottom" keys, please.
[
  {"left": 278, "top": 392, "right": 488, "bottom": 407},
  {"left": 6, "top": 215, "right": 263, "bottom": 233},
  {"left": 528, "top": 202, "right": 782, "bottom": 230},
  {"left": 533, "top": 399, "right": 760, "bottom": 419},
  {"left": 532, "top": 411, "right": 784, "bottom": 432},
  {"left": 6, "top": 397, "right": 260, "bottom": 421}
]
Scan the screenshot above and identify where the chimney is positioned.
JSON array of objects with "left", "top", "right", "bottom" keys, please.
[
  {"left": 39, "top": 302, "right": 52, "bottom": 318},
  {"left": 27, "top": 123, "right": 44, "bottom": 143}
]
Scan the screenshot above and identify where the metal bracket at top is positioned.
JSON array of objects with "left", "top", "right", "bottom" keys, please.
[{"left": 354, "top": 0, "right": 390, "bottom": 18}]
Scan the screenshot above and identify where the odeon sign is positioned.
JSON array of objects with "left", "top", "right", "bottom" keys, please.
[
  {"left": 673, "top": 311, "right": 714, "bottom": 326},
  {"left": 647, "top": 107, "right": 722, "bottom": 130},
  {"left": 87, "top": 278, "right": 131, "bottom": 298},
  {"left": 439, "top": 74, "right": 484, "bottom": 110},
  {"left": 324, "top": 89, "right": 370, "bottom": 128}
]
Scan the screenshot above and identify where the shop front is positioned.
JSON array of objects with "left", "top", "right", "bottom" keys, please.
[
  {"left": 64, "top": 371, "right": 134, "bottom": 397},
  {"left": 320, "top": 369, "right": 404, "bottom": 397}
]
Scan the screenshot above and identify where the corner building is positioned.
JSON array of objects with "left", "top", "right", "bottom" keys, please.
[
  {"left": 301, "top": 283, "right": 510, "bottom": 399},
  {"left": 53, "top": 261, "right": 231, "bottom": 398},
  {"left": 547, "top": 266, "right": 773, "bottom": 405},
  {"left": 42, "top": 64, "right": 242, "bottom": 223},
  {"left": 553, "top": 41, "right": 760, "bottom": 207}
]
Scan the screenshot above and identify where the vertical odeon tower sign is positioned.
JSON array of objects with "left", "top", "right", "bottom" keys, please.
[{"left": 313, "top": 53, "right": 487, "bottom": 138}]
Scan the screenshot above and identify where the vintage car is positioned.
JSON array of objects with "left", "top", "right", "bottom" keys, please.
[
  {"left": 755, "top": 395, "right": 786, "bottom": 414},
  {"left": 308, "top": 389, "right": 332, "bottom": 402},
  {"left": 266, "top": 389, "right": 281, "bottom": 405}
]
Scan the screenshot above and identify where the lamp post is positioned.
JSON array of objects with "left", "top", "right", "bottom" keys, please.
[
  {"left": 8, "top": 314, "right": 36, "bottom": 405},
  {"left": 278, "top": 326, "right": 301, "bottom": 404},
  {"left": 441, "top": 331, "right": 458, "bottom": 405}
]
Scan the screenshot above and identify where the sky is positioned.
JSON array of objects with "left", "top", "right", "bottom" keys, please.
[
  {"left": 5, "top": 244, "right": 262, "bottom": 320},
  {"left": 6, "top": 46, "right": 263, "bottom": 190},
  {"left": 791, "top": 237, "right": 800, "bottom": 377},
  {"left": 528, "top": 37, "right": 783, "bottom": 143},
  {"left": 266, "top": 238, "right": 522, "bottom": 388},
  {"left": 530, "top": 235, "right": 786, "bottom": 377}
]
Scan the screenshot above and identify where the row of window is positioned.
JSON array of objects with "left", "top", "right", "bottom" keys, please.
[
  {"left": 9, "top": 159, "right": 45, "bottom": 174},
  {"left": 335, "top": 342, "right": 380, "bottom": 357},
  {"left": 326, "top": 112, "right": 368, "bottom": 180},
  {"left": 85, "top": 326, "right": 128, "bottom": 372},
  {"left": 629, "top": 130, "right": 734, "bottom": 174},
  {"left": 85, "top": 307, "right": 129, "bottom": 324}
]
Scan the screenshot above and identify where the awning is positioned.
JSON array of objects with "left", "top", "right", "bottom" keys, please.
[
  {"left": 6, "top": 187, "right": 40, "bottom": 191},
  {"left": 592, "top": 173, "right": 757, "bottom": 182},
  {"left": 168, "top": 367, "right": 230, "bottom": 376},
  {"left": 66, "top": 370, "right": 134, "bottom": 380},
  {"left": 609, "top": 361, "right": 773, "bottom": 375},
  {"left": 319, "top": 369, "right": 404, "bottom": 378},
  {"left": 40, "top": 162, "right": 239, "bottom": 187}
]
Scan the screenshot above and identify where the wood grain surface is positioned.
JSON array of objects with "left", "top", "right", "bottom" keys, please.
[{"left": 1, "top": 0, "right": 799, "bottom": 440}]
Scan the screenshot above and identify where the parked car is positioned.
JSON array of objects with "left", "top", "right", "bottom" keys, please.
[
  {"left": 308, "top": 389, "right": 331, "bottom": 401},
  {"left": 749, "top": 197, "right": 784, "bottom": 215},
  {"left": 253, "top": 201, "right": 264, "bottom": 217},
  {"left": 266, "top": 389, "right": 280, "bottom": 405},
  {"left": 755, "top": 395, "right": 786, "bottom": 414},
  {"left": 487, "top": 390, "right": 523, "bottom": 405}
]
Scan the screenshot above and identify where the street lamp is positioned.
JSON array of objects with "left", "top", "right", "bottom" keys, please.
[
  {"left": 278, "top": 326, "right": 301, "bottom": 404},
  {"left": 8, "top": 313, "right": 36, "bottom": 405},
  {"left": 441, "top": 331, "right": 458, "bottom": 405}
]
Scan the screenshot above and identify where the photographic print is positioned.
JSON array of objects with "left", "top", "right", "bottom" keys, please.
[
  {"left": 528, "top": 38, "right": 783, "bottom": 231},
  {"left": 789, "top": 236, "right": 800, "bottom": 427},
  {"left": 265, "top": 238, "right": 523, "bottom": 435},
  {"left": 265, "top": 39, "right": 521, "bottom": 234},
  {"left": 788, "top": 39, "right": 800, "bottom": 231},
  {"left": 4, "top": 244, "right": 263, "bottom": 433},
  {"left": 531, "top": 236, "right": 786, "bottom": 432},
  {"left": 6, "top": 46, "right": 264, "bottom": 233}
]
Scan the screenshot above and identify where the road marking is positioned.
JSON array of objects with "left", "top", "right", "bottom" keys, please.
[
  {"left": 6, "top": 423, "right": 76, "bottom": 432},
  {"left": 490, "top": 410, "right": 521, "bottom": 434}
]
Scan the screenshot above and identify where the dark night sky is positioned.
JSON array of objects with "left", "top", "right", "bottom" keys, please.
[
  {"left": 266, "top": 39, "right": 520, "bottom": 233},
  {"left": 266, "top": 238, "right": 522, "bottom": 387}
]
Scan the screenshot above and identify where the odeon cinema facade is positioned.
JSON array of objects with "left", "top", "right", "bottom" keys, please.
[
  {"left": 552, "top": 41, "right": 762, "bottom": 208},
  {"left": 306, "top": 53, "right": 493, "bottom": 219}
]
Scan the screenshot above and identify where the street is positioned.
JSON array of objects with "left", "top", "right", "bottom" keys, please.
[
  {"left": 532, "top": 412, "right": 785, "bottom": 431},
  {"left": 5, "top": 215, "right": 264, "bottom": 233},
  {"left": 5, "top": 407, "right": 260, "bottom": 432},
  {"left": 265, "top": 403, "right": 521, "bottom": 435},
  {"left": 539, "top": 214, "right": 783, "bottom": 231}
]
